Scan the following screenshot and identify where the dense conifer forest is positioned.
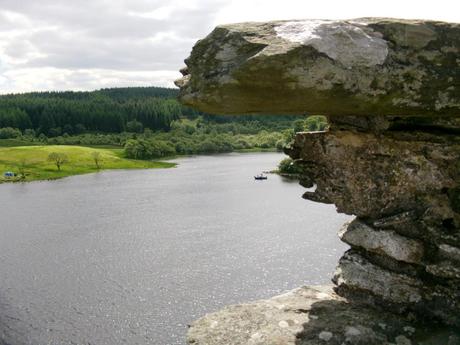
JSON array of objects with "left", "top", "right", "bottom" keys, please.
[{"left": 0, "top": 87, "right": 189, "bottom": 134}]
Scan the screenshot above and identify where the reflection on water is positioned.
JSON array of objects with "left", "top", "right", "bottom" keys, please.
[{"left": 0, "top": 153, "right": 350, "bottom": 345}]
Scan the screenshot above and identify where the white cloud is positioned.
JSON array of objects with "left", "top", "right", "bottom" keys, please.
[
  {"left": 0, "top": 0, "right": 458, "bottom": 93},
  {"left": 129, "top": 6, "right": 175, "bottom": 20},
  {"left": 214, "top": 0, "right": 460, "bottom": 24}
]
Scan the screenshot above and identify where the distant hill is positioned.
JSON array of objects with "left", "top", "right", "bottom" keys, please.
[{"left": 1, "top": 86, "right": 179, "bottom": 101}]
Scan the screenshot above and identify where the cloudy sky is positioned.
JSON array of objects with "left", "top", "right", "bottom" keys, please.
[{"left": 0, "top": 0, "right": 458, "bottom": 94}]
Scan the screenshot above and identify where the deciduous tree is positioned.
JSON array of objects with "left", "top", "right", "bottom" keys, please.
[{"left": 47, "top": 152, "right": 68, "bottom": 171}]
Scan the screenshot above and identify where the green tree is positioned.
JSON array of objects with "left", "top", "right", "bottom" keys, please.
[
  {"left": 23, "top": 129, "right": 36, "bottom": 137},
  {"left": 275, "top": 139, "right": 286, "bottom": 151},
  {"left": 74, "top": 124, "right": 86, "bottom": 134},
  {"left": 48, "top": 152, "right": 68, "bottom": 171},
  {"left": 305, "top": 116, "right": 328, "bottom": 131},
  {"left": 18, "top": 158, "right": 29, "bottom": 179},
  {"left": 198, "top": 139, "right": 219, "bottom": 153},
  {"left": 0, "top": 127, "right": 21, "bottom": 139},
  {"left": 126, "top": 120, "right": 144, "bottom": 133},
  {"left": 91, "top": 151, "right": 102, "bottom": 169},
  {"left": 124, "top": 139, "right": 146, "bottom": 159},
  {"left": 293, "top": 119, "right": 306, "bottom": 133},
  {"left": 278, "top": 158, "right": 303, "bottom": 175}
]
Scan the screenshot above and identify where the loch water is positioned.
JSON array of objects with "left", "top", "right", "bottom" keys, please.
[{"left": 0, "top": 153, "right": 350, "bottom": 345}]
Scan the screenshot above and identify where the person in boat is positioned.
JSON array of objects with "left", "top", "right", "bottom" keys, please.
[{"left": 254, "top": 174, "right": 267, "bottom": 180}]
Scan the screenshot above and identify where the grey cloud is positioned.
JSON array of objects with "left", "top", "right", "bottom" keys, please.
[
  {"left": 0, "top": 12, "right": 14, "bottom": 30},
  {"left": 0, "top": 0, "right": 226, "bottom": 92},
  {"left": 16, "top": 29, "right": 191, "bottom": 70},
  {"left": 3, "top": 40, "right": 35, "bottom": 59}
]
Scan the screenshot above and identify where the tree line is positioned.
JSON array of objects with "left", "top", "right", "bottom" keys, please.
[
  {"left": 0, "top": 86, "right": 329, "bottom": 162},
  {"left": 0, "top": 87, "right": 326, "bottom": 138},
  {"left": 0, "top": 87, "right": 193, "bottom": 135}
]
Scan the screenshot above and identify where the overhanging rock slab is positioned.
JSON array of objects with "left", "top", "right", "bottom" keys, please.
[{"left": 176, "top": 18, "right": 460, "bottom": 116}]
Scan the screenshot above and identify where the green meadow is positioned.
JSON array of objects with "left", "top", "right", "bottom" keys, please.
[{"left": 0, "top": 145, "right": 175, "bottom": 183}]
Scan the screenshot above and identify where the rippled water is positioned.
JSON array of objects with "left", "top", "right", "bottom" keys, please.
[{"left": 0, "top": 153, "right": 350, "bottom": 345}]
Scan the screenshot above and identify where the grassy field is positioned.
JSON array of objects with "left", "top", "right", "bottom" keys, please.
[{"left": 0, "top": 145, "right": 175, "bottom": 183}]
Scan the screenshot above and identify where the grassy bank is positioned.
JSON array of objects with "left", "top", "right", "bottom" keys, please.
[{"left": 0, "top": 145, "right": 175, "bottom": 183}]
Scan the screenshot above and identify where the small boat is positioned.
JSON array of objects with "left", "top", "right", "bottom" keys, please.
[{"left": 254, "top": 174, "right": 268, "bottom": 180}]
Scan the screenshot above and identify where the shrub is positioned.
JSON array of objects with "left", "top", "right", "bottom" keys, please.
[
  {"left": 198, "top": 139, "right": 219, "bottom": 153},
  {"left": 305, "top": 115, "right": 328, "bottom": 131},
  {"left": 23, "top": 129, "right": 36, "bottom": 137},
  {"left": 278, "top": 158, "right": 303, "bottom": 175},
  {"left": 0, "top": 127, "right": 22, "bottom": 139},
  {"left": 276, "top": 139, "right": 286, "bottom": 151},
  {"left": 124, "top": 139, "right": 176, "bottom": 159}
]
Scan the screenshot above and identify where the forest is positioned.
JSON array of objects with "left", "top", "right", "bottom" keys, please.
[
  {"left": 0, "top": 87, "right": 328, "bottom": 158},
  {"left": 0, "top": 87, "right": 187, "bottom": 134}
]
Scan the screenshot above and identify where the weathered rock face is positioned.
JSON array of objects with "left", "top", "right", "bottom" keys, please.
[
  {"left": 286, "top": 116, "right": 460, "bottom": 325},
  {"left": 176, "top": 18, "right": 460, "bottom": 116},
  {"left": 176, "top": 17, "right": 460, "bottom": 344}
]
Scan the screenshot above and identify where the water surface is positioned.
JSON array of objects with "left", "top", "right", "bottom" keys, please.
[{"left": 0, "top": 153, "right": 350, "bottom": 345}]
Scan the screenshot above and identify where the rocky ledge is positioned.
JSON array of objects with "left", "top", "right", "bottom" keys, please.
[
  {"left": 177, "top": 18, "right": 460, "bottom": 344},
  {"left": 187, "top": 286, "right": 459, "bottom": 345},
  {"left": 176, "top": 18, "right": 460, "bottom": 116},
  {"left": 187, "top": 286, "right": 422, "bottom": 345},
  {"left": 286, "top": 114, "right": 460, "bottom": 326}
]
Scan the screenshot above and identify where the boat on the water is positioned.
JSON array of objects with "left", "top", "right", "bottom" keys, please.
[{"left": 254, "top": 174, "right": 267, "bottom": 180}]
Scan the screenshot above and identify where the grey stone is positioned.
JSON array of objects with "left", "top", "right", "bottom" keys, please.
[
  {"left": 344, "top": 326, "right": 361, "bottom": 337},
  {"left": 426, "top": 262, "right": 460, "bottom": 279},
  {"left": 403, "top": 326, "right": 416, "bottom": 335},
  {"left": 176, "top": 18, "right": 460, "bottom": 116},
  {"left": 448, "top": 335, "right": 460, "bottom": 345},
  {"left": 186, "top": 285, "right": 415, "bottom": 345},
  {"left": 274, "top": 20, "right": 388, "bottom": 67},
  {"left": 439, "top": 244, "right": 460, "bottom": 263},
  {"left": 318, "top": 331, "right": 333, "bottom": 341},
  {"left": 395, "top": 335, "right": 412, "bottom": 345},
  {"left": 339, "top": 219, "right": 424, "bottom": 264},
  {"left": 333, "top": 251, "right": 423, "bottom": 305}
]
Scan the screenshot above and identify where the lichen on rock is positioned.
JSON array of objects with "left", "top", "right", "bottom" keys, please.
[
  {"left": 274, "top": 20, "right": 389, "bottom": 67},
  {"left": 176, "top": 18, "right": 460, "bottom": 117}
]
